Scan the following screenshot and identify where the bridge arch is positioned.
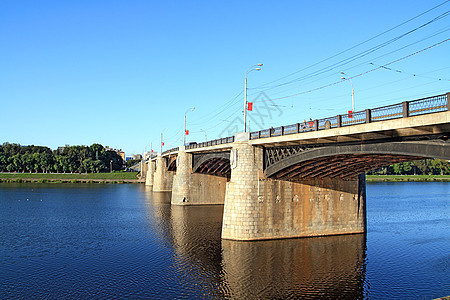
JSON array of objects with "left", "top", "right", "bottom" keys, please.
[
  {"left": 167, "top": 156, "right": 177, "bottom": 171},
  {"left": 266, "top": 140, "right": 450, "bottom": 180},
  {"left": 192, "top": 152, "right": 231, "bottom": 178}
]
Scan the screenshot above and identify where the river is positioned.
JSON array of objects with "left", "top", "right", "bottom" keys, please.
[{"left": 0, "top": 182, "right": 448, "bottom": 299}]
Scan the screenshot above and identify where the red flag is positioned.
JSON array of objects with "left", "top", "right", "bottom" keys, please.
[
  {"left": 348, "top": 110, "right": 353, "bottom": 118},
  {"left": 247, "top": 102, "right": 253, "bottom": 111},
  {"left": 185, "top": 130, "right": 189, "bottom": 135},
  {"left": 162, "top": 142, "right": 165, "bottom": 146}
]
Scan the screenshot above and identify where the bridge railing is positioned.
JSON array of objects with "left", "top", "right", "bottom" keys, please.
[
  {"left": 185, "top": 136, "right": 235, "bottom": 150},
  {"left": 409, "top": 93, "right": 449, "bottom": 116},
  {"left": 162, "top": 147, "right": 179, "bottom": 156},
  {"left": 249, "top": 93, "right": 449, "bottom": 140}
]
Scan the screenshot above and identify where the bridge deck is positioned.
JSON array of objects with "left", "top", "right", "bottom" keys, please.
[{"left": 249, "top": 111, "right": 449, "bottom": 147}]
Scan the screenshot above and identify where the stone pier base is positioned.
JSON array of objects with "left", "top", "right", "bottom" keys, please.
[
  {"left": 222, "top": 141, "right": 366, "bottom": 240},
  {"left": 153, "top": 156, "right": 173, "bottom": 192},
  {"left": 171, "top": 149, "right": 227, "bottom": 205},
  {"left": 145, "top": 160, "right": 156, "bottom": 186}
]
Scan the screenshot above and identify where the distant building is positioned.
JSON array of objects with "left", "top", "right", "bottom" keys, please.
[
  {"left": 57, "top": 144, "right": 70, "bottom": 154},
  {"left": 105, "top": 146, "right": 125, "bottom": 161},
  {"left": 132, "top": 154, "right": 142, "bottom": 160},
  {"left": 118, "top": 151, "right": 125, "bottom": 161}
]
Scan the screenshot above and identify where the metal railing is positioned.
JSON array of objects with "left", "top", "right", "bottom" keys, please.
[
  {"left": 249, "top": 93, "right": 449, "bottom": 140},
  {"left": 185, "top": 136, "right": 235, "bottom": 150},
  {"left": 161, "top": 147, "right": 179, "bottom": 156},
  {"left": 158, "top": 93, "right": 448, "bottom": 153},
  {"left": 159, "top": 136, "right": 235, "bottom": 155}
]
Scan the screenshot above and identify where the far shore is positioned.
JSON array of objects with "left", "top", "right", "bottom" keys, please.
[
  {"left": 366, "top": 175, "right": 450, "bottom": 182},
  {"left": 1, "top": 172, "right": 449, "bottom": 184},
  {"left": 0, "top": 172, "right": 144, "bottom": 184}
]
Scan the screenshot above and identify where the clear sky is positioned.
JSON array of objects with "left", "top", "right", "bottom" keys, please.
[{"left": 1, "top": 0, "right": 449, "bottom": 156}]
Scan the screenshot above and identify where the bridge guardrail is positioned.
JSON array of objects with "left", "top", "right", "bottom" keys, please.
[
  {"left": 162, "top": 147, "right": 179, "bottom": 156},
  {"left": 160, "top": 93, "right": 448, "bottom": 152},
  {"left": 185, "top": 136, "right": 235, "bottom": 150},
  {"left": 250, "top": 92, "right": 449, "bottom": 140}
]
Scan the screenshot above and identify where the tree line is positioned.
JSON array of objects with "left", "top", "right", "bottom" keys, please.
[
  {"left": 0, "top": 143, "right": 124, "bottom": 173},
  {"left": 368, "top": 159, "right": 450, "bottom": 176},
  {"left": 1, "top": 142, "right": 448, "bottom": 175}
]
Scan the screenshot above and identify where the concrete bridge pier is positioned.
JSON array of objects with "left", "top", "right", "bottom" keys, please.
[
  {"left": 222, "top": 133, "right": 366, "bottom": 241},
  {"left": 153, "top": 156, "right": 173, "bottom": 192},
  {"left": 171, "top": 147, "right": 227, "bottom": 205},
  {"left": 145, "top": 160, "right": 156, "bottom": 186}
]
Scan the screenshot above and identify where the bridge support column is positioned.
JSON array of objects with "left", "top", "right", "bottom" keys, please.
[
  {"left": 141, "top": 160, "right": 147, "bottom": 179},
  {"left": 145, "top": 160, "right": 156, "bottom": 186},
  {"left": 153, "top": 156, "right": 173, "bottom": 192},
  {"left": 222, "top": 136, "right": 366, "bottom": 241},
  {"left": 171, "top": 148, "right": 227, "bottom": 205}
]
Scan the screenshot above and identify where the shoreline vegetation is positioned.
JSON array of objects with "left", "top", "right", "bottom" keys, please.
[
  {"left": 1, "top": 172, "right": 449, "bottom": 184},
  {"left": 366, "top": 175, "right": 450, "bottom": 182},
  {"left": 0, "top": 171, "right": 143, "bottom": 184}
]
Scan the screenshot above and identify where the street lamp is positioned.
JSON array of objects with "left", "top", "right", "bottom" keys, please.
[
  {"left": 200, "top": 129, "right": 207, "bottom": 142},
  {"left": 184, "top": 107, "right": 195, "bottom": 145},
  {"left": 110, "top": 160, "right": 113, "bottom": 173},
  {"left": 244, "top": 63, "right": 263, "bottom": 132},
  {"left": 340, "top": 71, "right": 355, "bottom": 114}
]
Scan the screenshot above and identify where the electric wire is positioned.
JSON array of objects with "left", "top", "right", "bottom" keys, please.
[
  {"left": 372, "top": 63, "right": 450, "bottom": 81},
  {"left": 250, "top": 10, "right": 450, "bottom": 93},
  {"left": 189, "top": 89, "right": 244, "bottom": 126},
  {"left": 246, "top": 26, "right": 450, "bottom": 100},
  {"left": 253, "top": 38, "right": 450, "bottom": 103},
  {"left": 251, "top": 0, "right": 450, "bottom": 90}
]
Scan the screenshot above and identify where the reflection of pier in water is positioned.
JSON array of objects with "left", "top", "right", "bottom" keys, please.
[
  {"left": 144, "top": 189, "right": 366, "bottom": 298},
  {"left": 222, "top": 234, "right": 366, "bottom": 298}
]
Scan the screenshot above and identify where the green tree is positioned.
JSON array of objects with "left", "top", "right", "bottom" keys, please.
[
  {"left": 32, "top": 153, "right": 42, "bottom": 173},
  {"left": 22, "top": 153, "right": 35, "bottom": 173},
  {"left": 0, "top": 152, "right": 7, "bottom": 171},
  {"left": 93, "top": 160, "right": 104, "bottom": 173},
  {"left": 393, "top": 163, "right": 402, "bottom": 175},
  {"left": 12, "top": 154, "right": 23, "bottom": 172}
]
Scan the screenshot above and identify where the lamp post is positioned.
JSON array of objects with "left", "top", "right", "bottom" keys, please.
[
  {"left": 184, "top": 107, "right": 195, "bottom": 146},
  {"left": 244, "top": 63, "right": 263, "bottom": 132},
  {"left": 200, "top": 129, "right": 207, "bottom": 142},
  {"left": 340, "top": 71, "right": 355, "bottom": 114}
]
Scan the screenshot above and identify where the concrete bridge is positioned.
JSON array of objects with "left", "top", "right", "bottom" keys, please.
[{"left": 145, "top": 93, "right": 450, "bottom": 241}]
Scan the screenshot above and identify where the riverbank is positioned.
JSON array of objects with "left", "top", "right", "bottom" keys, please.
[
  {"left": 366, "top": 175, "right": 450, "bottom": 182},
  {"left": 0, "top": 172, "right": 143, "bottom": 184},
  {"left": 2, "top": 173, "right": 448, "bottom": 184}
]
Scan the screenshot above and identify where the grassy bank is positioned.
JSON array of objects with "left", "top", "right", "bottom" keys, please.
[
  {"left": 0, "top": 171, "right": 143, "bottom": 184},
  {"left": 366, "top": 175, "right": 450, "bottom": 182}
]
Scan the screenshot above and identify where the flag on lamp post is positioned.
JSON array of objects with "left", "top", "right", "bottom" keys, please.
[
  {"left": 247, "top": 102, "right": 253, "bottom": 111},
  {"left": 185, "top": 130, "right": 189, "bottom": 135}
]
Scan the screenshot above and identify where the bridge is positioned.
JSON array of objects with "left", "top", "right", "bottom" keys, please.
[{"left": 144, "top": 93, "right": 450, "bottom": 241}]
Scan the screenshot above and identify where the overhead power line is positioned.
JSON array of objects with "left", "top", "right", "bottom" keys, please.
[
  {"left": 252, "top": 0, "right": 450, "bottom": 90},
  {"left": 372, "top": 63, "right": 450, "bottom": 81},
  {"left": 254, "top": 38, "right": 450, "bottom": 103},
  {"left": 251, "top": 10, "right": 450, "bottom": 93}
]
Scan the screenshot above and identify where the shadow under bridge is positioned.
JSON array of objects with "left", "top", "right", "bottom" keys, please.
[
  {"left": 265, "top": 138, "right": 450, "bottom": 180},
  {"left": 192, "top": 151, "right": 231, "bottom": 179}
]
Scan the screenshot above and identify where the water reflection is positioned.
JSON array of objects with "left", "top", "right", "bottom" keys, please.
[
  {"left": 222, "top": 234, "right": 366, "bottom": 299},
  {"left": 1, "top": 183, "right": 447, "bottom": 298},
  {"left": 145, "top": 190, "right": 367, "bottom": 299}
]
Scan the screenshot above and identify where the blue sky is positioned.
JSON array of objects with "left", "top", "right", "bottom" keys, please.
[{"left": 1, "top": 0, "right": 449, "bottom": 156}]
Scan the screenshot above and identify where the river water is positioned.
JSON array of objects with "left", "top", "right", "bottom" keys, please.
[{"left": 0, "top": 182, "right": 448, "bottom": 299}]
